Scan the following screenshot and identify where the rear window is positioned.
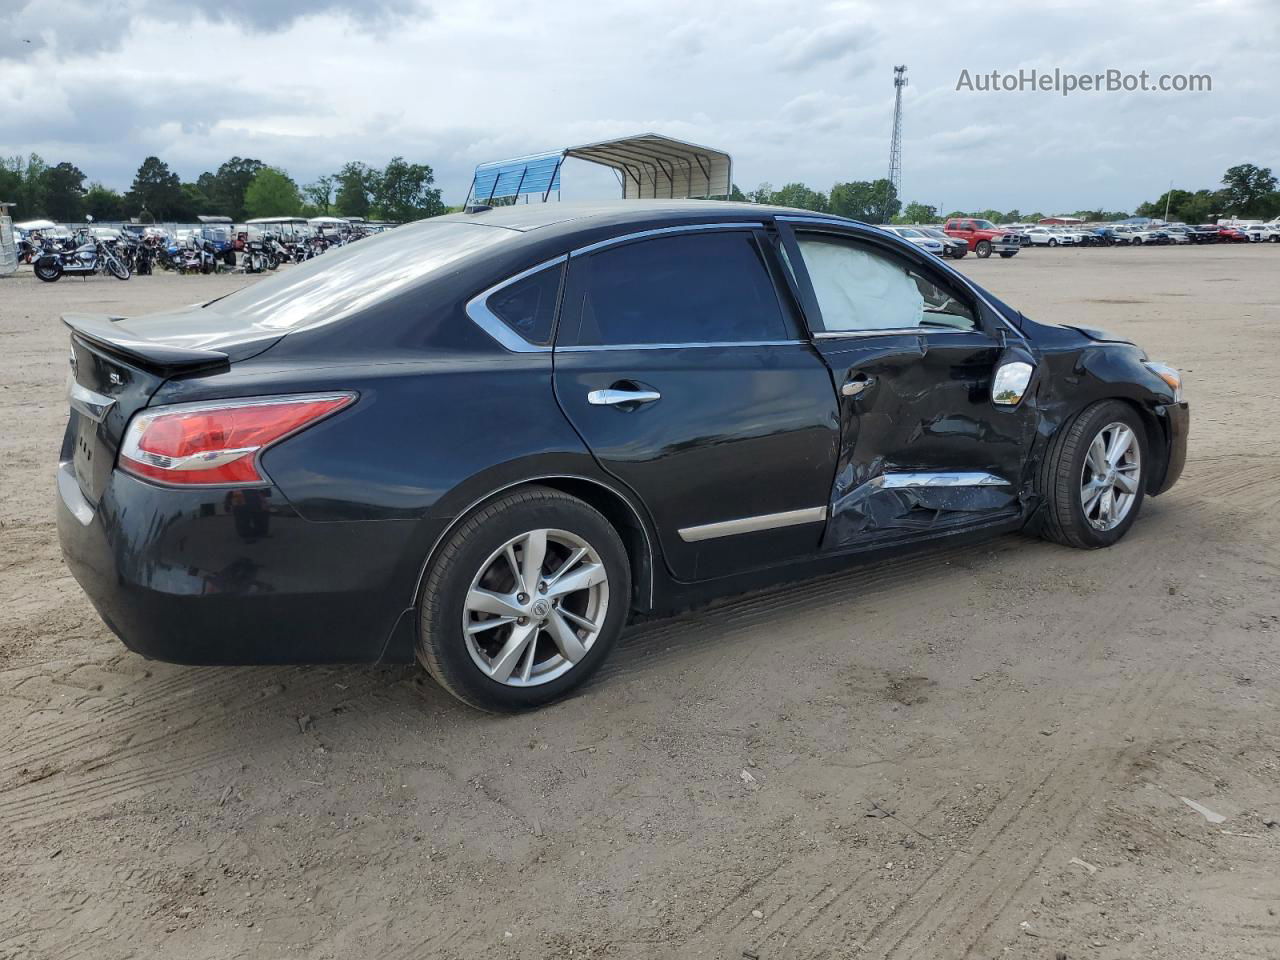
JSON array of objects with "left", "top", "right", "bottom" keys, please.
[
  {"left": 203, "top": 220, "right": 513, "bottom": 335},
  {"left": 559, "top": 230, "right": 790, "bottom": 347}
]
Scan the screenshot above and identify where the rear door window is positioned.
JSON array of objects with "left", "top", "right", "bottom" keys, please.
[{"left": 558, "top": 230, "right": 792, "bottom": 347}]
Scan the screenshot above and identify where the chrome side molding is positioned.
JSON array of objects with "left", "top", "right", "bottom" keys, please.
[
  {"left": 875, "top": 471, "right": 1009, "bottom": 488},
  {"left": 678, "top": 506, "right": 828, "bottom": 543}
]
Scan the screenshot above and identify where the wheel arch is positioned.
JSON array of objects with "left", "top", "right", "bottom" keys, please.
[
  {"left": 411, "top": 474, "right": 659, "bottom": 618},
  {"left": 1040, "top": 394, "right": 1168, "bottom": 498}
]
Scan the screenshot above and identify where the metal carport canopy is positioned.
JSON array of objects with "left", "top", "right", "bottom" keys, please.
[{"left": 565, "top": 134, "right": 732, "bottom": 199}]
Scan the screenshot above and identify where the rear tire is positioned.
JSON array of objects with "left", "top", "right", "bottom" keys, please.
[
  {"left": 417, "top": 486, "right": 631, "bottom": 712},
  {"left": 1035, "top": 400, "right": 1148, "bottom": 549},
  {"left": 34, "top": 261, "right": 62, "bottom": 282}
]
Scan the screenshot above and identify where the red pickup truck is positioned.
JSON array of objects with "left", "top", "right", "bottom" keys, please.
[{"left": 942, "top": 218, "right": 1022, "bottom": 259}]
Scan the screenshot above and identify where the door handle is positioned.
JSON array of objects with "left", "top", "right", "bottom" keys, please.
[
  {"left": 588, "top": 388, "right": 662, "bottom": 407},
  {"left": 841, "top": 375, "right": 877, "bottom": 397}
]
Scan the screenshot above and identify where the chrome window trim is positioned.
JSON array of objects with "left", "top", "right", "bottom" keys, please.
[
  {"left": 558, "top": 339, "right": 803, "bottom": 353},
  {"left": 464, "top": 255, "right": 566, "bottom": 354},
  {"left": 776, "top": 215, "right": 1029, "bottom": 343},
  {"left": 678, "top": 506, "right": 828, "bottom": 543},
  {"left": 813, "top": 328, "right": 973, "bottom": 340},
  {"left": 569, "top": 221, "right": 764, "bottom": 258}
]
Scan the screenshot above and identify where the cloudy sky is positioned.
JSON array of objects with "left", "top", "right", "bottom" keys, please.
[{"left": 3, "top": 0, "right": 1277, "bottom": 212}]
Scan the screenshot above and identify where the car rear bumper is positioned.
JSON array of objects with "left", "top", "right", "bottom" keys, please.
[
  {"left": 57, "top": 462, "right": 433, "bottom": 664},
  {"left": 1151, "top": 401, "right": 1189, "bottom": 496}
]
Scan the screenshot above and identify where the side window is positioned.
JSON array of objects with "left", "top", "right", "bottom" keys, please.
[
  {"left": 796, "top": 235, "right": 977, "bottom": 333},
  {"left": 484, "top": 264, "right": 562, "bottom": 346},
  {"left": 561, "top": 231, "right": 791, "bottom": 347}
]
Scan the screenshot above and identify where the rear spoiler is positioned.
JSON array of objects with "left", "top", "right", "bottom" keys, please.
[{"left": 62, "top": 313, "right": 230, "bottom": 375}]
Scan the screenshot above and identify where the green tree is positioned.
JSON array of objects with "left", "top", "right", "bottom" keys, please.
[
  {"left": 1219, "top": 163, "right": 1277, "bottom": 217},
  {"left": 243, "top": 167, "right": 303, "bottom": 218},
  {"left": 726, "top": 183, "right": 748, "bottom": 202},
  {"left": 42, "top": 162, "right": 88, "bottom": 221},
  {"left": 206, "top": 157, "right": 265, "bottom": 219},
  {"left": 334, "top": 162, "right": 379, "bottom": 218},
  {"left": 829, "top": 179, "right": 897, "bottom": 221},
  {"left": 302, "top": 175, "right": 335, "bottom": 214},
  {"left": 0, "top": 156, "right": 27, "bottom": 217},
  {"left": 748, "top": 182, "right": 774, "bottom": 204},
  {"left": 84, "top": 182, "right": 125, "bottom": 221},
  {"left": 762, "top": 181, "right": 827, "bottom": 212},
  {"left": 1003, "top": 209, "right": 1022, "bottom": 223},
  {"left": 895, "top": 201, "right": 938, "bottom": 224},
  {"left": 127, "top": 156, "right": 183, "bottom": 220},
  {"left": 371, "top": 157, "right": 444, "bottom": 222},
  {"left": 19, "top": 154, "right": 49, "bottom": 219}
]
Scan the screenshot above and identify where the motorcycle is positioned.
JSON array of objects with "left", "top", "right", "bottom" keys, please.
[
  {"left": 132, "top": 236, "right": 156, "bottom": 276},
  {"left": 242, "top": 235, "right": 270, "bottom": 274},
  {"left": 33, "top": 231, "right": 130, "bottom": 282}
]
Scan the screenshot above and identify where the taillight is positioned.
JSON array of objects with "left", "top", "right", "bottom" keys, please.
[{"left": 119, "top": 393, "right": 354, "bottom": 486}]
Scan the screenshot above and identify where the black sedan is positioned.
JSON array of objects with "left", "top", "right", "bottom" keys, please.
[{"left": 57, "top": 202, "right": 1189, "bottom": 711}]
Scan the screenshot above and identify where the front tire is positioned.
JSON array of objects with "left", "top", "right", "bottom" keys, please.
[
  {"left": 1035, "top": 400, "right": 1148, "bottom": 549},
  {"left": 975, "top": 240, "right": 992, "bottom": 258},
  {"left": 106, "top": 256, "right": 130, "bottom": 280},
  {"left": 418, "top": 486, "right": 631, "bottom": 712}
]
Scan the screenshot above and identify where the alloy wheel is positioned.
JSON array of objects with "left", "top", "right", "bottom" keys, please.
[
  {"left": 1080, "top": 421, "right": 1141, "bottom": 531},
  {"left": 463, "top": 528, "right": 609, "bottom": 687}
]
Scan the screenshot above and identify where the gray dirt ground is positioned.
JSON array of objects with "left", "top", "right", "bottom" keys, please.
[{"left": 1, "top": 245, "right": 1278, "bottom": 960}]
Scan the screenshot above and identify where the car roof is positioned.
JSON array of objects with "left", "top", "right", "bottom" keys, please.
[{"left": 433, "top": 200, "right": 857, "bottom": 234}]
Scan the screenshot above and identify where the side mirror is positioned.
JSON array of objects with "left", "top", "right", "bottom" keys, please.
[{"left": 992, "top": 346, "right": 1038, "bottom": 408}]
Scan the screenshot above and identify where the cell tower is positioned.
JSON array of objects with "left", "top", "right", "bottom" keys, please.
[{"left": 882, "top": 65, "right": 907, "bottom": 222}]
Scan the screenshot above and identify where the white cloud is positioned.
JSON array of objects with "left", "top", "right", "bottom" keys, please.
[{"left": 0, "top": 0, "right": 1276, "bottom": 212}]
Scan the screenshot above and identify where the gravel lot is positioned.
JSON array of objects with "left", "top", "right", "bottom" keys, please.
[{"left": 2, "top": 246, "right": 1278, "bottom": 960}]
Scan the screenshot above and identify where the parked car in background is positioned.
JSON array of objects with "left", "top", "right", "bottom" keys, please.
[
  {"left": 1215, "top": 226, "right": 1250, "bottom": 243},
  {"left": 1241, "top": 224, "right": 1275, "bottom": 242},
  {"left": 1187, "top": 225, "right": 1219, "bottom": 243},
  {"left": 1025, "top": 226, "right": 1076, "bottom": 246},
  {"left": 56, "top": 201, "right": 1187, "bottom": 711},
  {"left": 917, "top": 227, "right": 968, "bottom": 259},
  {"left": 942, "top": 218, "right": 1021, "bottom": 258},
  {"left": 1060, "top": 227, "right": 1102, "bottom": 246},
  {"left": 884, "top": 226, "right": 946, "bottom": 256},
  {"left": 1161, "top": 227, "right": 1191, "bottom": 244},
  {"left": 1113, "top": 225, "right": 1160, "bottom": 245},
  {"left": 1093, "top": 227, "right": 1129, "bottom": 245}
]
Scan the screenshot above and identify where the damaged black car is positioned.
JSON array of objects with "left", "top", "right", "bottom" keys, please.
[{"left": 57, "top": 202, "right": 1189, "bottom": 711}]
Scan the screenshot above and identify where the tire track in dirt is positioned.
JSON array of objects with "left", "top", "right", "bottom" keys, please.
[
  {"left": 867, "top": 663, "right": 1184, "bottom": 960},
  {"left": 678, "top": 523, "right": 1170, "bottom": 959},
  {"left": 0, "top": 666, "right": 403, "bottom": 831},
  {"left": 0, "top": 662, "right": 392, "bottom": 786}
]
